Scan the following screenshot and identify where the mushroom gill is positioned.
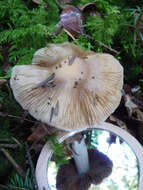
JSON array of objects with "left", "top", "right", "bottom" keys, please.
[{"left": 10, "top": 42, "right": 123, "bottom": 131}]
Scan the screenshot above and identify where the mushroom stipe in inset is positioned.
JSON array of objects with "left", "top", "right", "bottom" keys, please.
[{"left": 10, "top": 42, "right": 123, "bottom": 131}]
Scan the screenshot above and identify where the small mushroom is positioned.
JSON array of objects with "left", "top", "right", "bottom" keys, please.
[
  {"left": 35, "top": 122, "right": 143, "bottom": 190},
  {"left": 56, "top": 147, "right": 113, "bottom": 190},
  {"left": 10, "top": 42, "right": 123, "bottom": 131}
]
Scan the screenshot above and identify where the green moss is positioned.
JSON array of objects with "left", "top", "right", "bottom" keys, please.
[
  {"left": 52, "top": 30, "right": 68, "bottom": 44},
  {"left": 0, "top": 0, "right": 59, "bottom": 78},
  {"left": 48, "top": 134, "right": 69, "bottom": 166}
]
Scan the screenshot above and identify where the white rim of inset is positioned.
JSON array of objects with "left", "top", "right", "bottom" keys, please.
[{"left": 35, "top": 122, "right": 143, "bottom": 190}]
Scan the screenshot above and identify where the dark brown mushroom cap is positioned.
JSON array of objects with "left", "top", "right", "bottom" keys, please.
[
  {"left": 88, "top": 148, "right": 113, "bottom": 185},
  {"left": 56, "top": 159, "right": 91, "bottom": 190},
  {"left": 10, "top": 42, "right": 123, "bottom": 131},
  {"left": 56, "top": 149, "right": 113, "bottom": 190}
]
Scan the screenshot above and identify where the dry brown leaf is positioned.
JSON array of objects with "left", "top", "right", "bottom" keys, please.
[
  {"left": 124, "top": 94, "right": 138, "bottom": 117},
  {"left": 123, "top": 93, "right": 143, "bottom": 124},
  {"left": 131, "top": 86, "right": 143, "bottom": 109},
  {"left": 56, "top": 3, "right": 101, "bottom": 39},
  {"left": 124, "top": 84, "right": 143, "bottom": 109},
  {"left": 27, "top": 123, "right": 58, "bottom": 142},
  {"left": 135, "top": 108, "right": 143, "bottom": 121},
  {"left": 59, "top": 5, "right": 84, "bottom": 38},
  {"left": 109, "top": 115, "right": 128, "bottom": 130}
]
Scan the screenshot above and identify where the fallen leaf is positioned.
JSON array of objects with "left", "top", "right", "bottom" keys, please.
[
  {"left": 56, "top": 3, "right": 101, "bottom": 39},
  {"left": 124, "top": 94, "right": 138, "bottom": 117},
  {"left": 135, "top": 108, "right": 143, "bottom": 121},
  {"left": 109, "top": 115, "right": 128, "bottom": 131},
  {"left": 132, "top": 94, "right": 143, "bottom": 110},
  {"left": 27, "top": 123, "right": 58, "bottom": 142},
  {"left": 124, "top": 84, "right": 143, "bottom": 109},
  {"left": 59, "top": 5, "right": 84, "bottom": 38}
]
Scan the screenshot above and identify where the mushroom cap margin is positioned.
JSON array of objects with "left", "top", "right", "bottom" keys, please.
[{"left": 10, "top": 43, "right": 123, "bottom": 131}]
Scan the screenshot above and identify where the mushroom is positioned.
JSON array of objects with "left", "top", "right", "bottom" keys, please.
[
  {"left": 10, "top": 42, "right": 123, "bottom": 131},
  {"left": 36, "top": 122, "right": 143, "bottom": 190},
  {"left": 57, "top": 133, "right": 113, "bottom": 190},
  {"left": 56, "top": 146, "right": 113, "bottom": 190}
]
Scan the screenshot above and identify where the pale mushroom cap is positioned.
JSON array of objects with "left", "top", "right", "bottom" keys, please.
[
  {"left": 10, "top": 42, "right": 123, "bottom": 131},
  {"left": 32, "top": 42, "right": 93, "bottom": 66}
]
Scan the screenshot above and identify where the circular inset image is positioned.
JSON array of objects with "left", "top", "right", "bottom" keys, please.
[{"left": 36, "top": 122, "right": 143, "bottom": 190}]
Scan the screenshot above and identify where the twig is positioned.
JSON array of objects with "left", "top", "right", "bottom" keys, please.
[
  {"left": 0, "top": 112, "right": 35, "bottom": 123},
  {"left": 0, "top": 185, "right": 9, "bottom": 190},
  {"left": 95, "top": 40, "right": 119, "bottom": 54},
  {"left": 0, "top": 144, "right": 18, "bottom": 149},
  {"left": 8, "top": 114, "right": 35, "bottom": 123},
  {"left": 83, "top": 33, "right": 119, "bottom": 54},
  {"left": 0, "top": 139, "right": 12, "bottom": 142},
  {"left": 76, "top": 33, "right": 119, "bottom": 54},
  {"left": 60, "top": 15, "right": 119, "bottom": 54},
  {"left": 1, "top": 148, "right": 26, "bottom": 178},
  {"left": 12, "top": 137, "right": 23, "bottom": 147},
  {"left": 25, "top": 143, "right": 38, "bottom": 190},
  {"left": 64, "top": 28, "right": 76, "bottom": 40},
  {"left": 0, "top": 184, "right": 29, "bottom": 190}
]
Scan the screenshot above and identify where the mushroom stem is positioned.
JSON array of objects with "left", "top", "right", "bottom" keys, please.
[{"left": 72, "top": 137, "right": 89, "bottom": 175}]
